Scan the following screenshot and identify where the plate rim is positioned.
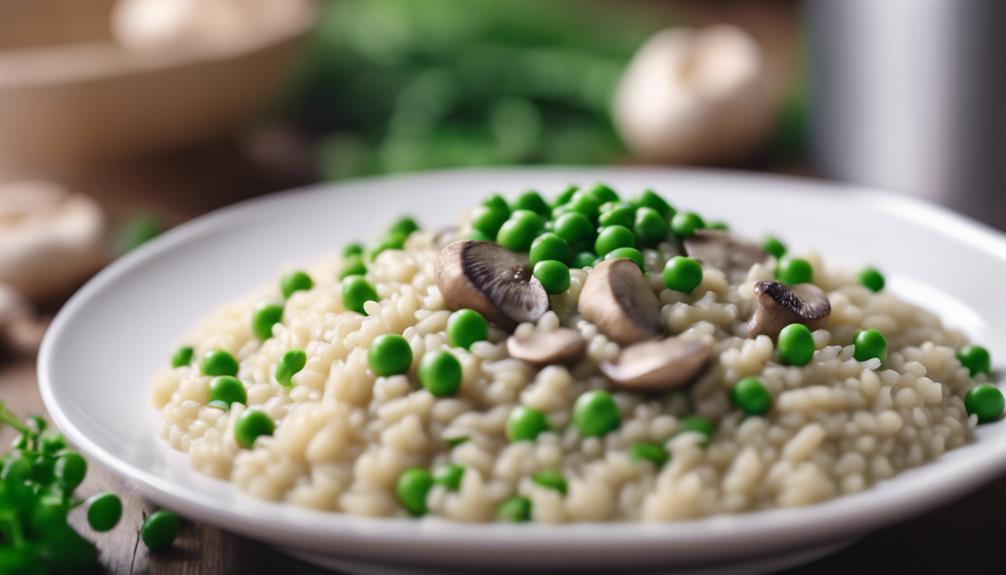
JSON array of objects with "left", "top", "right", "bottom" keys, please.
[{"left": 37, "top": 166, "right": 1006, "bottom": 564}]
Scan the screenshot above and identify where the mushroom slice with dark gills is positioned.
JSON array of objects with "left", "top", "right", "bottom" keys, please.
[
  {"left": 578, "top": 258, "right": 662, "bottom": 345},
  {"left": 507, "top": 327, "right": 586, "bottom": 365},
  {"left": 601, "top": 337, "right": 711, "bottom": 391},
  {"left": 683, "top": 229, "right": 768, "bottom": 280},
  {"left": 748, "top": 280, "right": 831, "bottom": 338},
  {"left": 436, "top": 240, "right": 548, "bottom": 327}
]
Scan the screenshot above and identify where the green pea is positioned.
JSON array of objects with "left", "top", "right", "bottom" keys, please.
[
  {"left": 777, "top": 324, "right": 815, "bottom": 366},
  {"left": 396, "top": 468, "right": 434, "bottom": 516},
  {"left": 762, "top": 236, "right": 787, "bottom": 259},
  {"left": 201, "top": 350, "right": 238, "bottom": 377},
  {"left": 853, "top": 329, "right": 887, "bottom": 364},
  {"left": 506, "top": 406, "right": 550, "bottom": 442},
  {"left": 532, "top": 470, "right": 567, "bottom": 494},
  {"left": 496, "top": 210, "right": 544, "bottom": 252},
  {"left": 529, "top": 232, "right": 573, "bottom": 266},
  {"left": 38, "top": 524, "right": 97, "bottom": 572},
  {"left": 573, "top": 390, "right": 621, "bottom": 437},
  {"left": 86, "top": 492, "right": 122, "bottom": 532},
  {"left": 634, "top": 207, "right": 669, "bottom": 246},
  {"left": 533, "top": 260, "right": 571, "bottom": 294},
  {"left": 369, "top": 231, "right": 408, "bottom": 260},
  {"left": 678, "top": 415, "right": 714, "bottom": 442},
  {"left": 670, "top": 212, "right": 705, "bottom": 238},
  {"left": 483, "top": 194, "right": 511, "bottom": 217},
  {"left": 388, "top": 216, "right": 420, "bottom": 237},
  {"left": 341, "top": 275, "right": 379, "bottom": 314},
  {"left": 604, "top": 247, "right": 644, "bottom": 271},
  {"left": 497, "top": 495, "right": 532, "bottom": 522},
  {"left": 586, "top": 183, "right": 620, "bottom": 205},
  {"left": 419, "top": 350, "right": 463, "bottom": 397},
  {"left": 171, "top": 346, "right": 194, "bottom": 368},
  {"left": 467, "top": 230, "right": 493, "bottom": 242},
  {"left": 209, "top": 376, "right": 247, "bottom": 406},
  {"left": 281, "top": 270, "right": 314, "bottom": 299},
  {"left": 629, "top": 442, "right": 668, "bottom": 467},
  {"left": 141, "top": 510, "right": 180, "bottom": 551},
  {"left": 339, "top": 255, "right": 368, "bottom": 279},
  {"left": 275, "top": 349, "right": 307, "bottom": 387},
  {"left": 594, "top": 225, "right": 635, "bottom": 257},
  {"left": 553, "top": 212, "right": 595, "bottom": 248},
  {"left": 32, "top": 494, "right": 69, "bottom": 536},
  {"left": 730, "top": 377, "right": 772, "bottom": 415},
  {"left": 662, "top": 256, "right": 703, "bottom": 293},
  {"left": 513, "top": 190, "right": 551, "bottom": 217},
  {"left": 471, "top": 205, "right": 509, "bottom": 239},
  {"left": 859, "top": 267, "right": 886, "bottom": 292},
  {"left": 958, "top": 345, "right": 992, "bottom": 377},
  {"left": 631, "top": 189, "right": 674, "bottom": 218},
  {"left": 553, "top": 185, "right": 578, "bottom": 207},
  {"left": 251, "top": 302, "right": 284, "bottom": 340},
  {"left": 776, "top": 257, "right": 813, "bottom": 286},
  {"left": 565, "top": 191, "right": 601, "bottom": 221},
  {"left": 965, "top": 384, "right": 1004, "bottom": 423},
  {"left": 54, "top": 452, "right": 87, "bottom": 490},
  {"left": 342, "top": 243, "right": 364, "bottom": 258},
  {"left": 573, "top": 251, "right": 599, "bottom": 269},
  {"left": 368, "top": 334, "right": 413, "bottom": 377},
  {"left": 234, "top": 410, "right": 274, "bottom": 449},
  {"left": 707, "top": 221, "right": 730, "bottom": 231},
  {"left": 433, "top": 463, "right": 465, "bottom": 491},
  {"left": 447, "top": 309, "right": 489, "bottom": 351},
  {"left": 597, "top": 205, "right": 634, "bottom": 229}
]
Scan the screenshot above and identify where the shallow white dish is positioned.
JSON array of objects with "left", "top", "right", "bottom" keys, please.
[{"left": 39, "top": 168, "right": 1006, "bottom": 573}]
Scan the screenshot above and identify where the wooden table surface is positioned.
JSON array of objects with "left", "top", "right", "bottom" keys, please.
[{"left": 3, "top": 141, "right": 1004, "bottom": 574}]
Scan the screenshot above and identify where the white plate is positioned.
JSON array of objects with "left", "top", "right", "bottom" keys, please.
[{"left": 39, "top": 168, "right": 1006, "bottom": 573}]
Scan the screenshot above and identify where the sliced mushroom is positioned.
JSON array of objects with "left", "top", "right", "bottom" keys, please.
[
  {"left": 601, "top": 337, "right": 711, "bottom": 391},
  {"left": 436, "top": 240, "right": 548, "bottom": 327},
  {"left": 506, "top": 327, "right": 586, "bottom": 365},
  {"left": 748, "top": 280, "right": 831, "bottom": 338},
  {"left": 578, "top": 259, "right": 661, "bottom": 345},
  {"left": 683, "top": 229, "right": 767, "bottom": 279}
]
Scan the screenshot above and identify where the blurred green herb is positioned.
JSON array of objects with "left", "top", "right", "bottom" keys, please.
[
  {"left": 284, "top": 0, "right": 667, "bottom": 178},
  {"left": 115, "top": 212, "right": 163, "bottom": 255}
]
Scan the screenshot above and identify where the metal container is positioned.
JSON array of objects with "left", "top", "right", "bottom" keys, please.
[{"left": 808, "top": 0, "right": 1006, "bottom": 224}]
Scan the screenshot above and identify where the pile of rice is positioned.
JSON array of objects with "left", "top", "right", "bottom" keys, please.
[{"left": 152, "top": 205, "right": 982, "bottom": 523}]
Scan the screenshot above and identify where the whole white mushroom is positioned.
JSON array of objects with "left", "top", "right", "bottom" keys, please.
[
  {"left": 613, "top": 25, "right": 778, "bottom": 165},
  {"left": 0, "top": 182, "right": 106, "bottom": 302},
  {"left": 111, "top": 0, "right": 301, "bottom": 51}
]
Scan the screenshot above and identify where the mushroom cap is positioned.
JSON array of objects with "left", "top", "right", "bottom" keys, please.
[
  {"left": 601, "top": 337, "right": 711, "bottom": 391},
  {"left": 0, "top": 181, "right": 107, "bottom": 302},
  {"left": 436, "top": 240, "right": 549, "bottom": 327},
  {"left": 506, "top": 327, "right": 586, "bottom": 366},
  {"left": 683, "top": 229, "right": 767, "bottom": 280},
  {"left": 578, "top": 258, "right": 662, "bottom": 345},
  {"left": 748, "top": 280, "right": 831, "bottom": 338}
]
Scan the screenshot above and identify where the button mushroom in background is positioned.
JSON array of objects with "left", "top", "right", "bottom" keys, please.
[
  {"left": 0, "top": 181, "right": 107, "bottom": 303},
  {"left": 613, "top": 25, "right": 778, "bottom": 165},
  {"left": 0, "top": 283, "right": 44, "bottom": 357},
  {"left": 112, "top": 0, "right": 304, "bottom": 51}
]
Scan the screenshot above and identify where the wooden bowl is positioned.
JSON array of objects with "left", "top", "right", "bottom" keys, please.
[{"left": 0, "top": 0, "right": 315, "bottom": 179}]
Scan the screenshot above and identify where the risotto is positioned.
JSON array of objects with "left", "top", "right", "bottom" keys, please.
[{"left": 151, "top": 184, "right": 1002, "bottom": 523}]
